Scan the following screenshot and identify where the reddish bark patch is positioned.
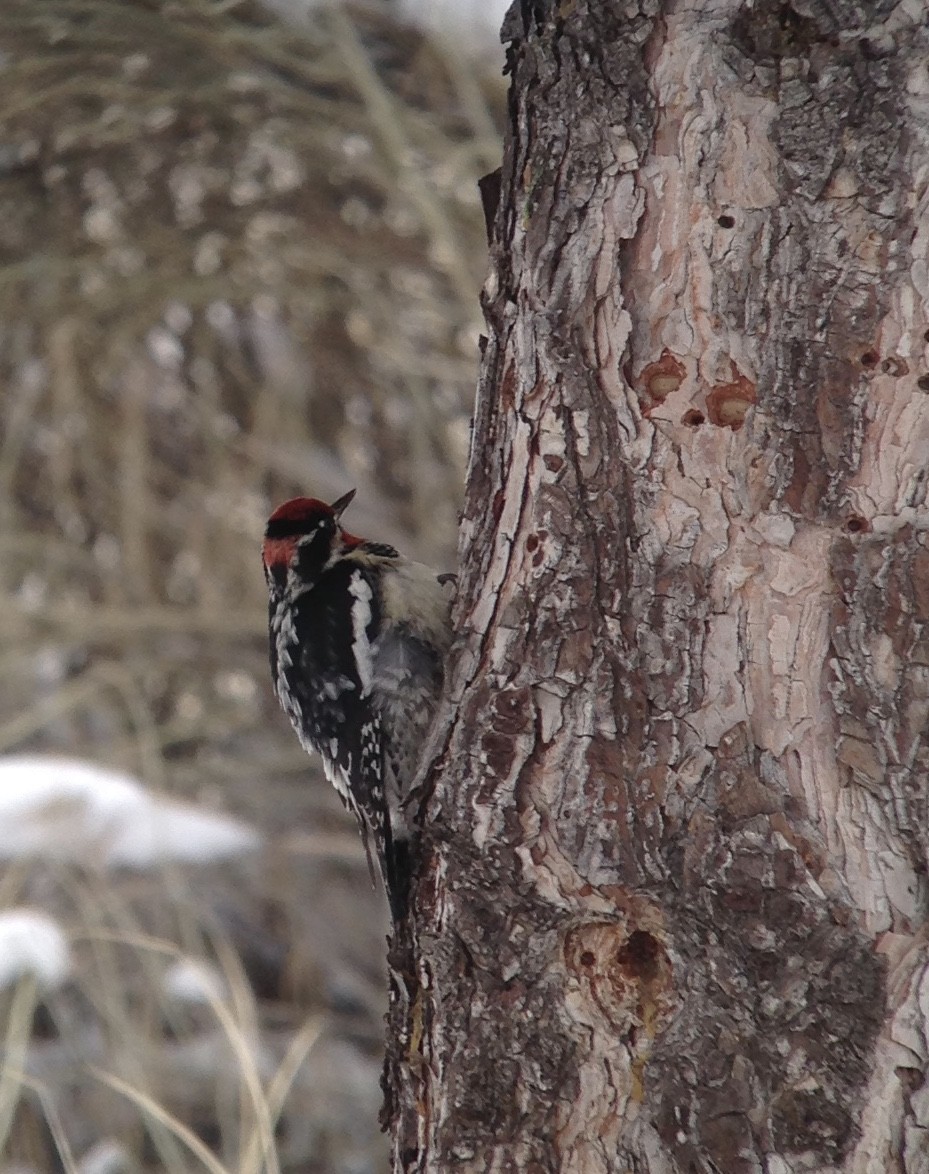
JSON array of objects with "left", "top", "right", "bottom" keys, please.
[
  {"left": 500, "top": 362, "right": 518, "bottom": 409},
  {"left": 914, "top": 545, "right": 929, "bottom": 617},
  {"left": 564, "top": 921, "right": 673, "bottom": 1034},
  {"left": 615, "top": 929, "right": 662, "bottom": 984},
  {"left": 706, "top": 367, "right": 757, "bottom": 430},
  {"left": 639, "top": 349, "right": 686, "bottom": 410},
  {"left": 481, "top": 686, "right": 533, "bottom": 783},
  {"left": 783, "top": 444, "right": 827, "bottom": 514}
]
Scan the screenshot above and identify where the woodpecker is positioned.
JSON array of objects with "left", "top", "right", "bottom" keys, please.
[{"left": 262, "top": 489, "right": 453, "bottom": 920}]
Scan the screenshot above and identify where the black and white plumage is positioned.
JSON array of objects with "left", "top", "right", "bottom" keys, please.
[{"left": 262, "top": 489, "right": 452, "bottom": 920}]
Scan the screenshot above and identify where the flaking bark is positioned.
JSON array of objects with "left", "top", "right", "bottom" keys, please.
[{"left": 387, "top": 2, "right": 929, "bottom": 1170}]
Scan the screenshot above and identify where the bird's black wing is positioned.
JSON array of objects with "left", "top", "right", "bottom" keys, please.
[{"left": 285, "top": 564, "right": 397, "bottom": 902}]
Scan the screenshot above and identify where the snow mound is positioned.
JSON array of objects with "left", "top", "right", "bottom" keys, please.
[
  {"left": 0, "top": 908, "right": 71, "bottom": 990},
  {"left": 260, "top": 0, "right": 510, "bottom": 60},
  {"left": 0, "top": 757, "right": 261, "bottom": 870},
  {"left": 78, "top": 1139, "right": 133, "bottom": 1174},
  {"left": 396, "top": 0, "right": 510, "bottom": 54},
  {"left": 163, "top": 957, "right": 228, "bottom": 1005}
]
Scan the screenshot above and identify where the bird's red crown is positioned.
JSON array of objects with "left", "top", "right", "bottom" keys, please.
[{"left": 266, "top": 497, "right": 333, "bottom": 526}]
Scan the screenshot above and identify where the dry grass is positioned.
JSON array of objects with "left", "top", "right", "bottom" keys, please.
[{"left": 0, "top": 0, "right": 501, "bottom": 1167}]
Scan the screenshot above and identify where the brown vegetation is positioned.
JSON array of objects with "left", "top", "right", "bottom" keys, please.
[{"left": 0, "top": 1, "right": 499, "bottom": 1168}]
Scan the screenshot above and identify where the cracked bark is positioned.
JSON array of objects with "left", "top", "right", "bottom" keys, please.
[{"left": 386, "top": 2, "right": 929, "bottom": 1170}]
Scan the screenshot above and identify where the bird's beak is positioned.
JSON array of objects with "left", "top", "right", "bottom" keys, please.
[{"left": 330, "top": 489, "right": 356, "bottom": 519}]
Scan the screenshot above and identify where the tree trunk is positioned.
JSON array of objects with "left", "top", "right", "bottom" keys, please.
[{"left": 387, "top": 2, "right": 929, "bottom": 1170}]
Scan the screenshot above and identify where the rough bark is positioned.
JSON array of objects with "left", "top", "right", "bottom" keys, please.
[{"left": 387, "top": 2, "right": 929, "bottom": 1171}]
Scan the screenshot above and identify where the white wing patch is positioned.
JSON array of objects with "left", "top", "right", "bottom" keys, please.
[
  {"left": 320, "top": 754, "right": 353, "bottom": 806},
  {"left": 274, "top": 606, "right": 297, "bottom": 670},
  {"left": 348, "top": 571, "right": 375, "bottom": 696},
  {"left": 320, "top": 674, "right": 355, "bottom": 700}
]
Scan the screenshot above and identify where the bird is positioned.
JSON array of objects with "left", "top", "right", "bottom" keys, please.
[{"left": 262, "top": 489, "right": 453, "bottom": 920}]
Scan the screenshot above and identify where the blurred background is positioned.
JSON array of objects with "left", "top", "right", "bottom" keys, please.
[{"left": 0, "top": 0, "right": 505, "bottom": 1169}]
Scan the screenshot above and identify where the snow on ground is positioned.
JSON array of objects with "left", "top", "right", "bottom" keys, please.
[
  {"left": 0, "top": 908, "right": 71, "bottom": 990},
  {"left": 0, "top": 757, "right": 261, "bottom": 871},
  {"left": 259, "top": 0, "right": 510, "bottom": 60},
  {"left": 77, "top": 1139, "right": 133, "bottom": 1174},
  {"left": 395, "top": 0, "right": 509, "bottom": 53},
  {"left": 163, "top": 957, "right": 228, "bottom": 1005}
]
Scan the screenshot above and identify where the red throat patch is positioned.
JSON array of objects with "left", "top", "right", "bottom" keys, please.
[{"left": 262, "top": 535, "right": 298, "bottom": 569}]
